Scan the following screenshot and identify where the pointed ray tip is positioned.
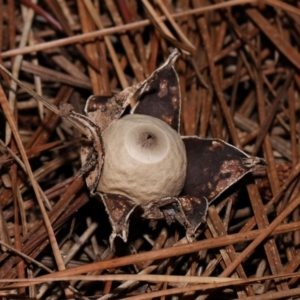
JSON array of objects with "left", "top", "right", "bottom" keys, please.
[
  {"left": 243, "top": 156, "right": 267, "bottom": 169},
  {"left": 168, "top": 48, "right": 180, "bottom": 65}
]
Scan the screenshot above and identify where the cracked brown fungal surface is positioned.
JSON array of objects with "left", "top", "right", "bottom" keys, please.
[{"left": 181, "top": 137, "right": 263, "bottom": 202}]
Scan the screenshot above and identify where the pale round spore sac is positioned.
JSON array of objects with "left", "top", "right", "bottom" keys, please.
[{"left": 97, "top": 114, "right": 187, "bottom": 205}]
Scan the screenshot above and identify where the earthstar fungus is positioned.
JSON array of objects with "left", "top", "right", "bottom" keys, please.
[{"left": 66, "top": 49, "right": 264, "bottom": 248}]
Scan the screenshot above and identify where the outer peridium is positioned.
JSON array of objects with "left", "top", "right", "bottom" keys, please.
[{"left": 79, "top": 48, "right": 265, "bottom": 247}]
